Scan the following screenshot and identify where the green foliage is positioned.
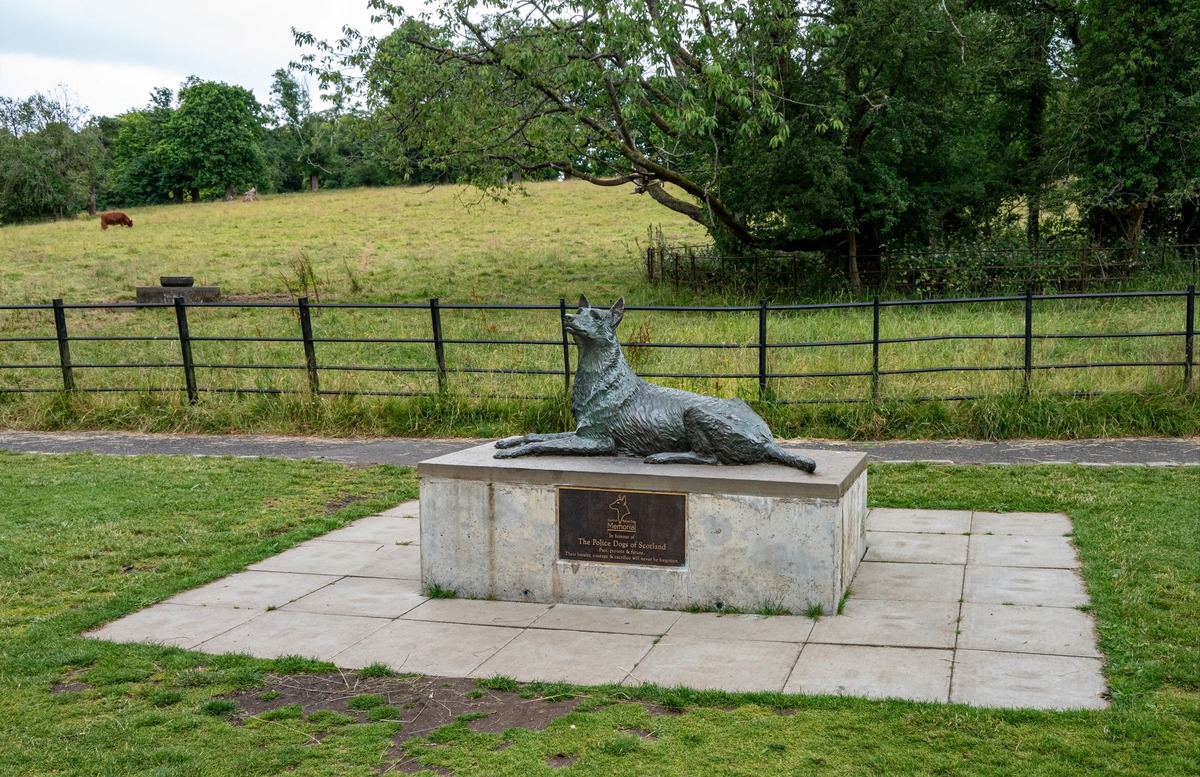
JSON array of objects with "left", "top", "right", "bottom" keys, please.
[
  {"left": 0, "top": 92, "right": 108, "bottom": 223},
  {"left": 346, "top": 694, "right": 387, "bottom": 710},
  {"left": 1071, "top": 0, "right": 1200, "bottom": 244},
  {"left": 166, "top": 80, "right": 266, "bottom": 197},
  {"left": 357, "top": 663, "right": 401, "bottom": 679}
]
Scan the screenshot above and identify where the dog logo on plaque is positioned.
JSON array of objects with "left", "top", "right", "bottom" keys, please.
[
  {"left": 607, "top": 494, "right": 636, "bottom": 534},
  {"left": 558, "top": 487, "right": 686, "bottom": 567}
]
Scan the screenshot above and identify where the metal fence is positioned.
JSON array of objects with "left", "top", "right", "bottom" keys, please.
[{"left": 0, "top": 288, "right": 1195, "bottom": 405}]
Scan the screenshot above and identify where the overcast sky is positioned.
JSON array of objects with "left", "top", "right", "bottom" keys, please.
[{"left": 0, "top": 0, "right": 426, "bottom": 119}]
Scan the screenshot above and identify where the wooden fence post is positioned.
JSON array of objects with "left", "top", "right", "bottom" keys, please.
[
  {"left": 430, "top": 297, "right": 448, "bottom": 394},
  {"left": 298, "top": 296, "right": 319, "bottom": 395},
  {"left": 758, "top": 299, "right": 769, "bottom": 400},
  {"left": 871, "top": 295, "right": 881, "bottom": 402},
  {"left": 173, "top": 297, "right": 198, "bottom": 404},
  {"left": 1023, "top": 286, "right": 1034, "bottom": 397},
  {"left": 1186, "top": 284, "right": 1195, "bottom": 392},
  {"left": 559, "top": 298, "right": 572, "bottom": 398},
  {"left": 51, "top": 298, "right": 74, "bottom": 392}
]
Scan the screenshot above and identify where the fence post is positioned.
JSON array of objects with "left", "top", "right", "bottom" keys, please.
[
  {"left": 1186, "top": 284, "right": 1195, "bottom": 392},
  {"left": 173, "top": 297, "right": 198, "bottom": 404},
  {"left": 298, "top": 296, "right": 319, "bottom": 395},
  {"left": 758, "top": 299, "right": 768, "bottom": 400},
  {"left": 871, "top": 295, "right": 880, "bottom": 401},
  {"left": 1023, "top": 286, "right": 1034, "bottom": 397},
  {"left": 559, "top": 298, "right": 572, "bottom": 398},
  {"left": 430, "top": 297, "right": 448, "bottom": 394},
  {"left": 51, "top": 298, "right": 75, "bottom": 392}
]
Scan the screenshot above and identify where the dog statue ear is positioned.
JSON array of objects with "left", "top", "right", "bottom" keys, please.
[
  {"left": 610, "top": 297, "right": 625, "bottom": 326},
  {"left": 578, "top": 294, "right": 590, "bottom": 310}
]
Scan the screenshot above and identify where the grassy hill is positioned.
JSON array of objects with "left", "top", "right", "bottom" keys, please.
[{"left": 0, "top": 182, "right": 706, "bottom": 305}]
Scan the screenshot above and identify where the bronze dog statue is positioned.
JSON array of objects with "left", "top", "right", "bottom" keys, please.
[{"left": 496, "top": 296, "right": 816, "bottom": 472}]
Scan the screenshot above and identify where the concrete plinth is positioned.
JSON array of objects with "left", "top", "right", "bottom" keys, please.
[
  {"left": 136, "top": 286, "right": 221, "bottom": 305},
  {"left": 418, "top": 443, "right": 867, "bottom": 615}
]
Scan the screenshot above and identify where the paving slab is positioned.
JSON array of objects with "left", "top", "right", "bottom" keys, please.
[
  {"left": 963, "top": 566, "right": 1089, "bottom": 607},
  {"left": 850, "top": 562, "right": 965, "bottom": 603},
  {"left": 951, "top": 650, "right": 1108, "bottom": 710},
  {"left": 166, "top": 570, "right": 339, "bottom": 610},
  {"left": 317, "top": 515, "right": 420, "bottom": 544},
  {"left": 471, "top": 629, "right": 656, "bottom": 685},
  {"left": 348, "top": 545, "right": 421, "bottom": 579},
  {"left": 332, "top": 620, "right": 521, "bottom": 676},
  {"left": 968, "top": 535, "right": 1080, "bottom": 569},
  {"left": 665, "top": 612, "right": 815, "bottom": 643},
  {"left": 958, "top": 603, "right": 1102, "bottom": 657},
  {"left": 248, "top": 540, "right": 391, "bottom": 575},
  {"left": 196, "top": 610, "right": 390, "bottom": 661},
  {"left": 809, "top": 599, "right": 959, "bottom": 649},
  {"left": 530, "top": 604, "right": 681, "bottom": 635},
  {"left": 864, "top": 532, "right": 969, "bottom": 565},
  {"left": 785, "top": 644, "right": 953, "bottom": 703},
  {"left": 84, "top": 604, "right": 263, "bottom": 650},
  {"left": 282, "top": 577, "right": 428, "bottom": 619},
  {"left": 866, "top": 508, "right": 972, "bottom": 534},
  {"left": 629, "top": 636, "right": 802, "bottom": 692},
  {"left": 402, "top": 598, "right": 551, "bottom": 628},
  {"left": 971, "top": 511, "right": 1073, "bottom": 537},
  {"left": 379, "top": 500, "right": 421, "bottom": 517}
]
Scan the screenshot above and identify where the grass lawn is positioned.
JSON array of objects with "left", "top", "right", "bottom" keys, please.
[{"left": 1, "top": 453, "right": 1196, "bottom": 775}]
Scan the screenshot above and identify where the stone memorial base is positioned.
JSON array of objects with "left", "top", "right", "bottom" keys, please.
[
  {"left": 418, "top": 442, "right": 867, "bottom": 615},
  {"left": 136, "top": 286, "right": 221, "bottom": 305}
]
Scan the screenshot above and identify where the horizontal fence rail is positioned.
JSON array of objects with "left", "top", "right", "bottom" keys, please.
[{"left": 0, "top": 288, "right": 1195, "bottom": 405}]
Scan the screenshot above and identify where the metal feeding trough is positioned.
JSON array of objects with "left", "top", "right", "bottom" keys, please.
[{"left": 136, "top": 275, "right": 219, "bottom": 305}]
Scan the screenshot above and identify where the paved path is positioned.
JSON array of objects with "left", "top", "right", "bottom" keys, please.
[
  {"left": 88, "top": 502, "right": 1108, "bottom": 710},
  {"left": 1, "top": 430, "right": 1196, "bottom": 466}
]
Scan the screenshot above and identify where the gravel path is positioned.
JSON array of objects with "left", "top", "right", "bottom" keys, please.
[{"left": 0, "top": 431, "right": 1195, "bottom": 466}]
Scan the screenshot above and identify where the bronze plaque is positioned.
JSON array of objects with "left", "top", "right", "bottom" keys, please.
[{"left": 558, "top": 486, "right": 686, "bottom": 567}]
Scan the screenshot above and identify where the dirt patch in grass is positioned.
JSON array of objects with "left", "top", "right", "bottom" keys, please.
[{"left": 226, "top": 673, "right": 581, "bottom": 741}]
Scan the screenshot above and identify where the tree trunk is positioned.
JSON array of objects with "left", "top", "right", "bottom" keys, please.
[
  {"left": 172, "top": 188, "right": 184, "bottom": 204},
  {"left": 87, "top": 191, "right": 97, "bottom": 217},
  {"left": 1027, "top": 199, "right": 1040, "bottom": 246},
  {"left": 190, "top": 188, "right": 200, "bottom": 202},
  {"left": 846, "top": 228, "right": 862, "bottom": 294},
  {"left": 224, "top": 184, "right": 237, "bottom": 201},
  {"left": 309, "top": 173, "right": 319, "bottom": 192}
]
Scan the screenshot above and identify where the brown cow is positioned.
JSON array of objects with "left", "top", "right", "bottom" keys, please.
[{"left": 99, "top": 212, "right": 133, "bottom": 230}]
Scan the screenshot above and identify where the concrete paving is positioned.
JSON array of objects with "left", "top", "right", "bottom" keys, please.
[{"left": 86, "top": 501, "right": 1109, "bottom": 710}]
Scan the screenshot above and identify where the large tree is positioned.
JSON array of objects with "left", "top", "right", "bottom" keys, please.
[
  {"left": 1067, "top": 0, "right": 1200, "bottom": 246},
  {"left": 303, "top": 1, "right": 1013, "bottom": 282},
  {"left": 0, "top": 90, "right": 109, "bottom": 223},
  {"left": 162, "top": 80, "right": 267, "bottom": 200}
]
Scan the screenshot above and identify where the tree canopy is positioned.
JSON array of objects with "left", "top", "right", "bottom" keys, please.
[{"left": 294, "top": 0, "right": 1198, "bottom": 272}]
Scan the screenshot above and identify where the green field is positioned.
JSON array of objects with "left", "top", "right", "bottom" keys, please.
[
  {"left": 1, "top": 453, "right": 1196, "bottom": 775},
  {"left": 1, "top": 183, "right": 1196, "bottom": 439}
]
